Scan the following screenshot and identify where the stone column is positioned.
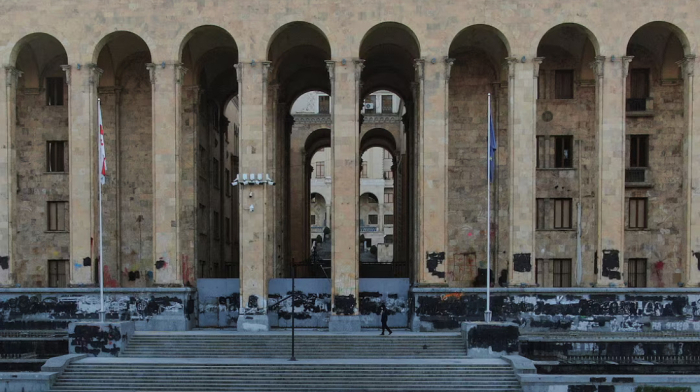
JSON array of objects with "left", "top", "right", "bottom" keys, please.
[
  {"left": 0, "top": 66, "right": 21, "bottom": 285},
  {"left": 66, "top": 64, "right": 101, "bottom": 285},
  {"left": 329, "top": 59, "right": 362, "bottom": 332},
  {"left": 595, "top": 55, "right": 628, "bottom": 286},
  {"left": 149, "top": 62, "right": 184, "bottom": 285},
  {"left": 681, "top": 55, "right": 700, "bottom": 286},
  {"left": 235, "top": 61, "right": 269, "bottom": 330},
  {"left": 508, "top": 57, "right": 537, "bottom": 285}
]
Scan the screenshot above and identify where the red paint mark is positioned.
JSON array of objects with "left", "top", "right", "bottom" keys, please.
[
  {"left": 443, "top": 292, "right": 462, "bottom": 300},
  {"left": 468, "top": 232, "right": 473, "bottom": 237},
  {"left": 654, "top": 261, "right": 665, "bottom": 287},
  {"left": 182, "top": 254, "right": 194, "bottom": 286},
  {"left": 103, "top": 266, "right": 119, "bottom": 288}
]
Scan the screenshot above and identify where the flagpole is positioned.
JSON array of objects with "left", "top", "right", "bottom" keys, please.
[
  {"left": 98, "top": 98, "right": 105, "bottom": 323},
  {"left": 485, "top": 93, "right": 492, "bottom": 323}
]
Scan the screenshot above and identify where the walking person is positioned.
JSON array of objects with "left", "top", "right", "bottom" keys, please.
[{"left": 380, "top": 304, "right": 392, "bottom": 335}]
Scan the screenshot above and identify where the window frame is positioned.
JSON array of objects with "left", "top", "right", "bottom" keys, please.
[
  {"left": 629, "top": 135, "right": 649, "bottom": 168},
  {"left": 384, "top": 214, "right": 394, "bottom": 225},
  {"left": 625, "top": 258, "right": 647, "bottom": 288},
  {"left": 628, "top": 197, "right": 648, "bottom": 229},
  {"left": 553, "top": 198, "right": 573, "bottom": 229},
  {"left": 46, "top": 77, "right": 64, "bottom": 106},
  {"left": 384, "top": 188, "right": 394, "bottom": 204},
  {"left": 554, "top": 70, "right": 574, "bottom": 99},
  {"left": 316, "top": 161, "right": 325, "bottom": 178},
  {"left": 554, "top": 135, "right": 573, "bottom": 168},
  {"left": 381, "top": 95, "right": 393, "bottom": 114},
  {"left": 48, "top": 259, "right": 68, "bottom": 288},
  {"left": 47, "top": 201, "right": 68, "bottom": 232},
  {"left": 46, "top": 140, "right": 67, "bottom": 173},
  {"left": 552, "top": 258, "right": 572, "bottom": 288},
  {"left": 318, "top": 95, "right": 330, "bottom": 114},
  {"left": 368, "top": 214, "right": 378, "bottom": 225}
]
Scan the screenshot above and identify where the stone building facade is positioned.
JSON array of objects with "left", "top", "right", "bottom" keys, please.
[{"left": 1, "top": 0, "right": 700, "bottom": 331}]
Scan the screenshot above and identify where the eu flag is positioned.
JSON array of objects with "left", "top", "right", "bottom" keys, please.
[{"left": 488, "top": 111, "right": 497, "bottom": 183}]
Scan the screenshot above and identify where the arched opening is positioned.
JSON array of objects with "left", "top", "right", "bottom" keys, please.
[
  {"left": 359, "top": 23, "right": 418, "bottom": 280},
  {"left": 267, "top": 22, "right": 332, "bottom": 278},
  {"left": 11, "top": 33, "right": 69, "bottom": 288},
  {"left": 533, "top": 24, "right": 599, "bottom": 288},
  {"left": 179, "top": 25, "right": 239, "bottom": 284},
  {"left": 623, "top": 22, "right": 689, "bottom": 288},
  {"left": 447, "top": 25, "right": 510, "bottom": 287},
  {"left": 94, "top": 31, "right": 153, "bottom": 287}
]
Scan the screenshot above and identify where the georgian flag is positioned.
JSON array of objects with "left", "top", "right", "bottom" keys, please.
[{"left": 98, "top": 100, "right": 107, "bottom": 185}]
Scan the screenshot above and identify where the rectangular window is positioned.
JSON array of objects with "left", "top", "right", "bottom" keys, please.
[
  {"left": 225, "top": 169, "right": 231, "bottom": 196},
  {"left": 554, "top": 136, "right": 573, "bottom": 168},
  {"left": 536, "top": 198, "right": 546, "bottom": 229},
  {"left": 310, "top": 215, "right": 316, "bottom": 225},
  {"left": 630, "top": 68, "right": 650, "bottom": 99},
  {"left": 225, "top": 217, "right": 231, "bottom": 244},
  {"left": 316, "top": 161, "right": 325, "bottom": 178},
  {"left": 318, "top": 95, "right": 330, "bottom": 114},
  {"left": 368, "top": 214, "right": 378, "bottom": 224},
  {"left": 361, "top": 161, "right": 368, "bottom": 178},
  {"left": 47, "top": 201, "right": 68, "bottom": 231},
  {"left": 48, "top": 259, "right": 68, "bottom": 288},
  {"left": 629, "top": 198, "right": 647, "bottom": 229},
  {"left": 553, "top": 198, "right": 572, "bottom": 229},
  {"left": 625, "top": 258, "right": 647, "bottom": 288},
  {"left": 536, "top": 136, "right": 545, "bottom": 168},
  {"left": 213, "top": 211, "right": 220, "bottom": 240},
  {"left": 384, "top": 170, "right": 394, "bottom": 179},
  {"left": 629, "top": 135, "right": 649, "bottom": 168},
  {"left": 46, "top": 77, "right": 64, "bottom": 106},
  {"left": 552, "top": 259, "right": 572, "bottom": 287},
  {"left": 212, "top": 158, "right": 220, "bottom": 188},
  {"left": 384, "top": 215, "right": 394, "bottom": 225},
  {"left": 381, "top": 95, "right": 393, "bottom": 114},
  {"left": 554, "top": 70, "right": 574, "bottom": 99},
  {"left": 363, "top": 96, "right": 376, "bottom": 114},
  {"left": 46, "top": 141, "right": 66, "bottom": 172},
  {"left": 384, "top": 188, "right": 394, "bottom": 203},
  {"left": 383, "top": 149, "right": 392, "bottom": 159}
]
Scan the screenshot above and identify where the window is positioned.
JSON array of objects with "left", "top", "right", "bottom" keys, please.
[
  {"left": 536, "top": 258, "right": 572, "bottom": 287},
  {"left": 630, "top": 68, "right": 650, "bottom": 99},
  {"left": 625, "top": 258, "right": 647, "bottom": 288},
  {"left": 553, "top": 199, "right": 572, "bottom": 229},
  {"left": 368, "top": 214, "right": 378, "bottom": 224},
  {"left": 213, "top": 211, "right": 220, "bottom": 240},
  {"left": 213, "top": 158, "right": 220, "bottom": 188},
  {"left": 384, "top": 170, "right": 393, "bottom": 179},
  {"left": 310, "top": 215, "right": 316, "bottom": 225},
  {"left": 316, "top": 161, "right": 325, "bottom": 178},
  {"left": 554, "top": 70, "right": 574, "bottom": 99},
  {"left": 47, "top": 141, "right": 66, "bottom": 172},
  {"left": 381, "top": 95, "right": 393, "bottom": 114},
  {"left": 554, "top": 136, "right": 573, "bottom": 168},
  {"left": 46, "top": 77, "right": 64, "bottom": 106},
  {"left": 225, "top": 217, "right": 231, "bottom": 244},
  {"left": 629, "top": 135, "right": 649, "bottom": 168},
  {"left": 318, "top": 95, "right": 330, "bottom": 114},
  {"left": 367, "top": 194, "right": 378, "bottom": 203},
  {"left": 384, "top": 188, "right": 394, "bottom": 203},
  {"left": 47, "top": 201, "right": 68, "bottom": 231},
  {"left": 552, "top": 259, "right": 572, "bottom": 287},
  {"left": 225, "top": 169, "right": 231, "bottom": 196},
  {"left": 361, "top": 161, "right": 368, "bottom": 178},
  {"left": 383, "top": 149, "right": 392, "bottom": 159},
  {"left": 384, "top": 215, "right": 394, "bottom": 225},
  {"left": 628, "top": 198, "right": 647, "bottom": 229},
  {"left": 48, "top": 260, "right": 68, "bottom": 288},
  {"left": 364, "top": 96, "right": 376, "bottom": 114}
]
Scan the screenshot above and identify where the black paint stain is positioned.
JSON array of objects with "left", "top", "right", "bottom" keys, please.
[
  {"left": 590, "top": 377, "right": 606, "bottom": 383},
  {"left": 155, "top": 259, "right": 166, "bottom": 269},
  {"left": 334, "top": 295, "right": 356, "bottom": 315},
  {"left": 594, "top": 251, "right": 598, "bottom": 275},
  {"left": 271, "top": 291, "right": 329, "bottom": 320},
  {"left": 467, "top": 324, "right": 519, "bottom": 353},
  {"left": 598, "top": 387, "right": 614, "bottom": 392},
  {"left": 568, "top": 387, "right": 597, "bottom": 392},
  {"left": 694, "top": 252, "right": 700, "bottom": 271},
  {"left": 82, "top": 257, "right": 91, "bottom": 267},
  {"left": 513, "top": 253, "right": 532, "bottom": 272},
  {"left": 426, "top": 252, "right": 445, "bottom": 278},
  {"left": 498, "top": 269, "right": 508, "bottom": 287},
  {"left": 611, "top": 377, "right": 633, "bottom": 383},
  {"left": 474, "top": 268, "right": 494, "bottom": 287},
  {"left": 69, "top": 324, "right": 123, "bottom": 357},
  {"left": 0, "top": 256, "right": 8, "bottom": 270},
  {"left": 247, "top": 295, "right": 258, "bottom": 309},
  {"left": 602, "top": 249, "right": 621, "bottom": 280}
]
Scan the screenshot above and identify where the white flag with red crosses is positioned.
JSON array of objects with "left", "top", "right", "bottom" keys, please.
[{"left": 98, "top": 100, "right": 107, "bottom": 185}]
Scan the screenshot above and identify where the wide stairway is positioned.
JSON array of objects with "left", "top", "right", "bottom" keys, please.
[
  {"left": 49, "top": 332, "right": 524, "bottom": 391},
  {"left": 122, "top": 332, "right": 468, "bottom": 358}
]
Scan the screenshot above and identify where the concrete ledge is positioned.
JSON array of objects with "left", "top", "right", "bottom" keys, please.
[
  {"left": 41, "top": 354, "right": 87, "bottom": 372},
  {"left": 502, "top": 355, "right": 537, "bottom": 374},
  {"left": 0, "top": 372, "right": 58, "bottom": 392},
  {"left": 462, "top": 322, "right": 519, "bottom": 357},
  {"left": 237, "top": 314, "right": 270, "bottom": 332},
  {"left": 329, "top": 315, "right": 361, "bottom": 332},
  {"left": 519, "top": 374, "right": 700, "bottom": 390},
  {"left": 69, "top": 321, "right": 135, "bottom": 357}
]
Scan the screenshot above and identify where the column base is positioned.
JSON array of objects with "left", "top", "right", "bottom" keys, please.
[
  {"left": 328, "top": 315, "right": 361, "bottom": 332},
  {"left": 68, "top": 321, "right": 135, "bottom": 357},
  {"left": 461, "top": 322, "right": 519, "bottom": 358},
  {"left": 237, "top": 314, "right": 270, "bottom": 332}
]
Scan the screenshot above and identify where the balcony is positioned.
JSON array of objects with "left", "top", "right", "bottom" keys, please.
[
  {"left": 625, "top": 168, "right": 652, "bottom": 188},
  {"left": 626, "top": 98, "right": 654, "bottom": 117}
]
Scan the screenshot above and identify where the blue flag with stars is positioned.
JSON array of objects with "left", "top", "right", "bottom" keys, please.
[{"left": 488, "top": 111, "right": 497, "bottom": 183}]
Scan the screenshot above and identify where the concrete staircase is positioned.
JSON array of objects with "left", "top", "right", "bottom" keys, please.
[
  {"left": 50, "top": 358, "right": 523, "bottom": 391},
  {"left": 121, "top": 333, "right": 469, "bottom": 359}
]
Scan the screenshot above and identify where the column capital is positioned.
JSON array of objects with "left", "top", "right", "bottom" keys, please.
[
  {"left": 621, "top": 56, "right": 634, "bottom": 79},
  {"left": 145, "top": 63, "right": 157, "bottom": 84},
  {"left": 353, "top": 58, "right": 365, "bottom": 81},
  {"left": 413, "top": 58, "right": 425, "bottom": 81},
  {"left": 677, "top": 54, "right": 696, "bottom": 78},
  {"left": 590, "top": 56, "right": 605, "bottom": 79},
  {"left": 4, "top": 65, "right": 22, "bottom": 86},
  {"left": 444, "top": 57, "right": 455, "bottom": 82},
  {"left": 233, "top": 63, "right": 243, "bottom": 83},
  {"left": 533, "top": 57, "right": 544, "bottom": 78},
  {"left": 505, "top": 57, "right": 518, "bottom": 80},
  {"left": 87, "top": 63, "right": 103, "bottom": 85},
  {"left": 325, "top": 60, "right": 336, "bottom": 82},
  {"left": 261, "top": 60, "right": 272, "bottom": 80},
  {"left": 60, "top": 65, "right": 71, "bottom": 84},
  {"left": 174, "top": 62, "right": 188, "bottom": 85}
]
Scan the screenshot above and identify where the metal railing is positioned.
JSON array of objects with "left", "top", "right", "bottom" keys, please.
[
  {"left": 626, "top": 98, "right": 647, "bottom": 112},
  {"left": 625, "top": 168, "right": 646, "bottom": 183}
]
